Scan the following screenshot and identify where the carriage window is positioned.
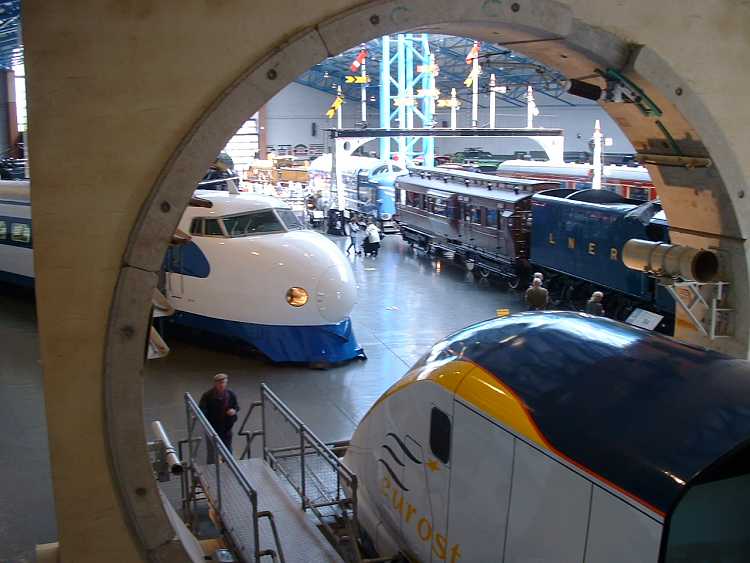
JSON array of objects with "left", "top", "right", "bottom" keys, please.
[
  {"left": 486, "top": 209, "right": 498, "bottom": 228},
  {"left": 433, "top": 197, "right": 449, "bottom": 217},
  {"left": 371, "top": 165, "right": 387, "bottom": 176},
  {"left": 0, "top": 220, "right": 6, "bottom": 239},
  {"left": 471, "top": 207, "right": 482, "bottom": 225},
  {"left": 223, "top": 210, "right": 284, "bottom": 236},
  {"left": 429, "top": 407, "right": 451, "bottom": 465},
  {"left": 204, "top": 218, "right": 224, "bottom": 236},
  {"left": 629, "top": 187, "right": 649, "bottom": 201},
  {"left": 189, "top": 218, "right": 203, "bottom": 235},
  {"left": 406, "top": 191, "right": 421, "bottom": 208},
  {"left": 11, "top": 222, "right": 31, "bottom": 244},
  {"left": 276, "top": 208, "right": 302, "bottom": 230}
]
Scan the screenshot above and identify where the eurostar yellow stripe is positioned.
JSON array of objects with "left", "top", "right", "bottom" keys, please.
[{"left": 453, "top": 365, "right": 549, "bottom": 449}]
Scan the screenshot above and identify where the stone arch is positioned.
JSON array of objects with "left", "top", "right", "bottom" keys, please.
[{"left": 97, "top": 1, "right": 748, "bottom": 559}]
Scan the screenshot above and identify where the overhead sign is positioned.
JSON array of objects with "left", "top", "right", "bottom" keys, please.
[
  {"left": 417, "top": 88, "right": 441, "bottom": 98},
  {"left": 393, "top": 97, "right": 416, "bottom": 107},
  {"left": 436, "top": 98, "right": 460, "bottom": 108},
  {"left": 345, "top": 75, "right": 370, "bottom": 84}
]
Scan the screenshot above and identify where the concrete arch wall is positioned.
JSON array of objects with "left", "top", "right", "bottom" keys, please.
[{"left": 23, "top": 1, "right": 749, "bottom": 561}]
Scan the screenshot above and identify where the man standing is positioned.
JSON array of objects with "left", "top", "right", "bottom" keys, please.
[
  {"left": 585, "top": 291, "right": 605, "bottom": 316},
  {"left": 199, "top": 373, "right": 240, "bottom": 463},
  {"left": 525, "top": 277, "right": 549, "bottom": 311}
]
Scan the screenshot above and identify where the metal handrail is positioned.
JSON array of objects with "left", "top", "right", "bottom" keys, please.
[
  {"left": 238, "top": 400, "right": 263, "bottom": 459},
  {"left": 259, "top": 383, "right": 360, "bottom": 556},
  {"left": 184, "top": 393, "right": 284, "bottom": 563}
]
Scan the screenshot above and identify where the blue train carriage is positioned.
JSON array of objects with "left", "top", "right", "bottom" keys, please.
[
  {"left": 529, "top": 188, "right": 674, "bottom": 327},
  {"left": 395, "top": 167, "right": 559, "bottom": 287},
  {"left": 343, "top": 160, "right": 407, "bottom": 233},
  {"left": 344, "top": 312, "right": 750, "bottom": 562},
  {"left": 0, "top": 181, "right": 33, "bottom": 286}
]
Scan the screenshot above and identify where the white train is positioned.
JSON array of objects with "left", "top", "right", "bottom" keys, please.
[
  {"left": 0, "top": 181, "right": 363, "bottom": 364},
  {"left": 343, "top": 312, "right": 750, "bottom": 562},
  {"left": 0, "top": 180, "right": 33, "bottom": 285},
  {"left": 167, "top": 189, "right": 363, "bottom": 363}
]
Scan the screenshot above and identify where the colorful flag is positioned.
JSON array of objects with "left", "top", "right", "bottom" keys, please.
[
  {"left": 465, "top": 41, "right": 480, "bottom": 64},
  {"left": 464, "top": 66, "right": 480, "bottom": 88},
  {"left": 326, "top": 94, "right": 343, "bottom": 119},
  {"left": 350, "top": 49, "right": 367, "bottom": 73}
]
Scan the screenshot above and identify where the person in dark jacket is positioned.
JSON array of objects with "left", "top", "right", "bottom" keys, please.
[
  {"left": 525, "top": 277, "right": 549, "bottom": 311},
  {"left": 199, "top": 373, "right": 240, "bottom": 463},
  {"left": 585, "top": 291, "right": 605, "bottom": 316}
]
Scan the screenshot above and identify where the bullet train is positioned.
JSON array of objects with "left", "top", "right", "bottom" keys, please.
[
  {"left": 165, "top": 188, "right": 364, "bottom": 364},
  {"left": 0, "top": 180, "right": 364, "bottom": 364},
  {"left": 343, "top": 312, "right": 750, "bottom": 562}
]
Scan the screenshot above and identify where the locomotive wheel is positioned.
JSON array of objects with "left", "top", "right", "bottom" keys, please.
[{"left": 477, "top": 266, "right": 491, "bottom": 279}]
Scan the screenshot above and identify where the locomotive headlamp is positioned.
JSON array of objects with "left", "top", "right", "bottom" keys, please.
[{"left": 286, "top": 287, "right": 309, "bottom": 307}]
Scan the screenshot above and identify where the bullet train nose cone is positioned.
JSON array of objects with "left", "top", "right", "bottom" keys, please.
[{"left": 316, "top": 263, "right": 356, "bottom": 323}]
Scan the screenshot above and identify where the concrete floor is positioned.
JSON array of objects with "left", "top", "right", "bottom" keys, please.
[{"left": 0, "top": 234, "right": 523, "bottom": 562}]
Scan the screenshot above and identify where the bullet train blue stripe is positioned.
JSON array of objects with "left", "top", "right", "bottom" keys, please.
[
  {"left": 0, "top": 270, "right": 34, "bottom": 287},
  {"left": 169, "top": 310, "right": 365, "bottom": 364}
]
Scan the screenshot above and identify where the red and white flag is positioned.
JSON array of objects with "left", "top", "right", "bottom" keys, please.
[
  {"left": 465, "top": 41, "right": 480, "bottom": 64},
  {"left": 350, "top": 49, "right": 367, "bottom": 73}
]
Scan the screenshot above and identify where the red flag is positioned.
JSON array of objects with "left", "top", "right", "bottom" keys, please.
[
  {"left": 350, "top": 49, "right": 367, "bottom": 73},
  {"left": 465, "top": 41, "right": 479, "bottom": 64}
]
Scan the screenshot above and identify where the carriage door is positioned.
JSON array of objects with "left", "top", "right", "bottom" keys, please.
[
  {"left": 447, "top": 401, "right": 514, "bottom": 561},
  {"left": 391, "top": 385, "right": 453, "bottom": 562}
]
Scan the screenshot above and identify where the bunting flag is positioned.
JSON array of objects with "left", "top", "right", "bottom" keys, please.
[
  {"left": 350, "top": 49, "right": 367, "bottom": 73},
  {"left": 326, "top": 94, "right": 344, "bottom": 119},
  {"left": 465, "top": 41, "right": 480, "bottom": 64},
  {"left": 464, "top": 65, "right": 480, "bottom": 88}
]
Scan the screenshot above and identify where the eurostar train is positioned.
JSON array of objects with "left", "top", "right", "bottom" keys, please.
[
  {"left": 165, "top": 189, "right": 363, "bottom": 364},
  {"left": 0, "top": 181, "right": 363, "bottom": 364},
  {"left": 343, "top": 312, "right": 750, "bottom": 562}
]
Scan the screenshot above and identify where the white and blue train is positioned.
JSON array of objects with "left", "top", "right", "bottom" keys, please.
[
  {"left": 0, "top": 181, "right": 364, "bottom": 364},
  {"left": 0, "top": 181, "right": 33, "bottom": 286}
]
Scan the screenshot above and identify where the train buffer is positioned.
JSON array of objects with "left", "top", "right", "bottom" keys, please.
[{"left": 175, "top": 387, "right": 362, "bottom": 562}]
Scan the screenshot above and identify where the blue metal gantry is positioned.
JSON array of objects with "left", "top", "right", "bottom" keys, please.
[
  {"left": 0, "top": 1, "right": 22, "bottom": 70},
  {"left": 378, "top": 33, "right": 435, "bottom": 167}
]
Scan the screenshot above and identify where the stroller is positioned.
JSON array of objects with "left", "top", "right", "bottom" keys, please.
[{"left": 362, "top": 239, "right": 380, "bottom": 257}]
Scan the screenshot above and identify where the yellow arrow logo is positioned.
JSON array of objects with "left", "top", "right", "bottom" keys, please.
[{"left": 345, "top": 75, "right": 370, "bottom": 84}]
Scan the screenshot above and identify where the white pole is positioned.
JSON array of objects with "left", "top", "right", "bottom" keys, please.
[
  {"left": 471, "top": 55, "right": 479, "bottom": 128},
  {"left": 592, "top": 119, "right": 603, "bottom": 190},
  {"left": 337, "top": 85, "right": 343, "bottom": 130},
  {"left": 361, "top": 57, "right": 367, "bottom": 123},
  {"left": 429, "top": 53, "right": 437, "bottom": 126},
  {"left": 489, "top": 73, "right": 496, "bottom": 129},
  {"left": 526, "top": 85, "right": 534, "bottom": 129},
  {"left": 450, "top": 88, "right": 457, "bottom": 130}
]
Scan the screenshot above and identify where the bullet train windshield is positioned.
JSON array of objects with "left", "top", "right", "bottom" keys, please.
[{"left": 203, "top": 206, "right": 304, "bottom": 236}]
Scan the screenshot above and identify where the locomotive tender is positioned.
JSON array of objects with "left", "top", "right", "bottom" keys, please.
[{"left": 395, "top": 166, "right": 674, "bottom": 324}]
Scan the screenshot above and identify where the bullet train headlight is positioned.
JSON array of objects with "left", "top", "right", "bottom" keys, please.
[{"left": 286, "top": 287, "right": 309, "bottom": 307}]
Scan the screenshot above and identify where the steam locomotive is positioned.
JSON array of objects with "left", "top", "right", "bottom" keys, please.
[{"left": 394, "top": 166, "right": 674, "bottom": 330}]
